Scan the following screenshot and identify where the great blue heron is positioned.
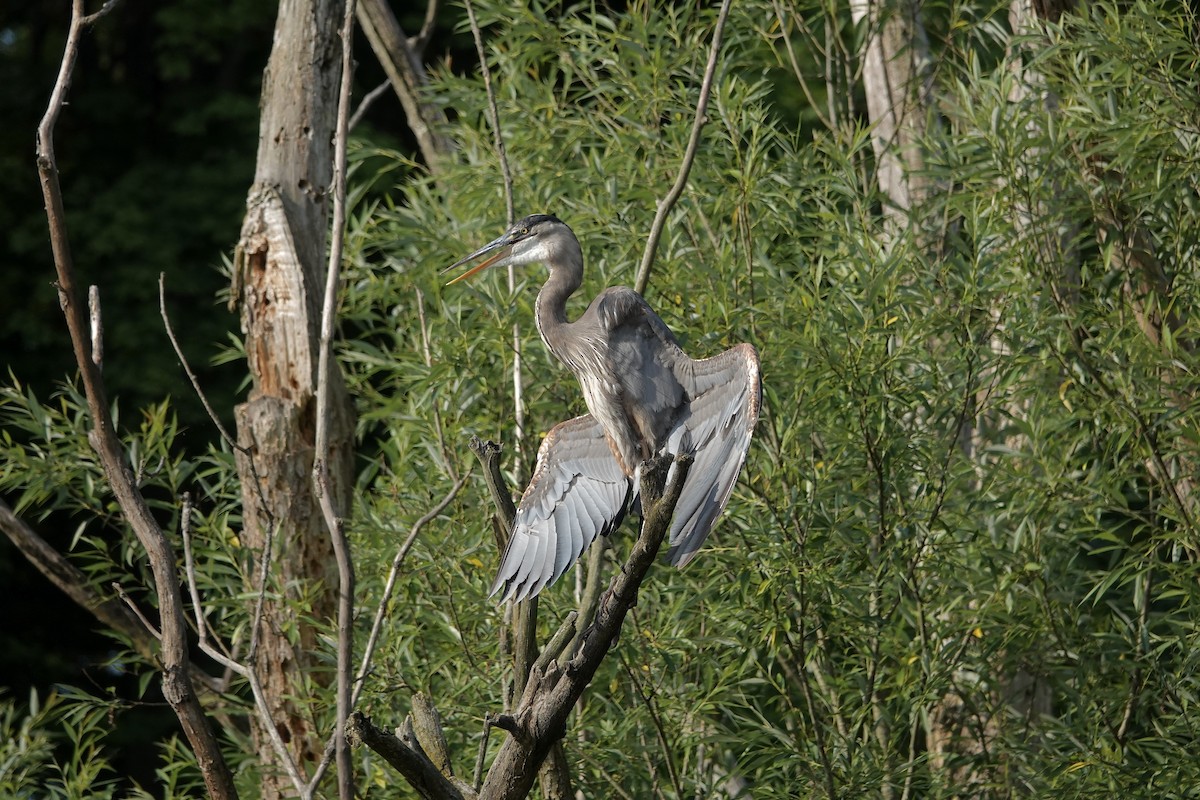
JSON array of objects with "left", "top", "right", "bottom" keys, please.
[{"left": 447, "top": 214, "right": 761, "bottom": 602}]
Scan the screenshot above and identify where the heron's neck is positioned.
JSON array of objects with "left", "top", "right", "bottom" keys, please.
[{"left": 535, "top": 250, "right": 583, "bottom": 362}]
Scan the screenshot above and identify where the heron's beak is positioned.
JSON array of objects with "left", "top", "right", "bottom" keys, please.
[{"left": 443, "top": 235, "right": 513, "bottom": 286}]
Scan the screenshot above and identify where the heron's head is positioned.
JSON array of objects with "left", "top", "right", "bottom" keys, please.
[{"left": 444, "top": 214, "right": 576, "bottom": 284}]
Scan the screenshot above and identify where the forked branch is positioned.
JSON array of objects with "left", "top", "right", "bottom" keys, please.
[
  {"left": 351, "top": 451, "right": 691, "bottom": 799},
  {"left": 479, "top": 451, "right": 691, "bottom": 799}
]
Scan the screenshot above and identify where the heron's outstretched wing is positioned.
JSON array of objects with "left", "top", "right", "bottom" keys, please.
[
  {"left": 490, "top": 414, "right": 633, "bottom": 602},
  {"left": 665, "top": 343, "right": 761, "bottom": 566}
]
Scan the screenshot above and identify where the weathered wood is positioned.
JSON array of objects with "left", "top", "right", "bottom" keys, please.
[
  {"left": 232, "top": 0, "right": 357, "bottom": 794},
  {"left": 356, "top": 0, "right": 452, "bottom": 172}
]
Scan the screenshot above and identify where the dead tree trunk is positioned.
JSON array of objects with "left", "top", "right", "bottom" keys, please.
[{"left": 231, "top": 0, "right": 356, "bottom": 794}]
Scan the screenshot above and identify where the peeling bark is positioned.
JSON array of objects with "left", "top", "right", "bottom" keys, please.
[{"left": 233, "top": 0, "right": 356, "bottom": 794}]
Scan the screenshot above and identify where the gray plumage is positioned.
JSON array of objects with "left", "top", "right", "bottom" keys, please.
[{"left": 447, "top": 214, "right": 761, "bottom": 602}]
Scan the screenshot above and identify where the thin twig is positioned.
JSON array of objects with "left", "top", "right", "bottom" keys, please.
[
  {"left": 159, "top": 272, "right": 280, "bottom": 568},
  {"left": 111, "top": 582, "right": 163, "bottom": 641},
  {"left": 352, "top": 476, "right": 467, "bottom": 705},
  {"left": 408, "top": 0, "right": 440, "bottom": 54},
  {"left": 634, "top": 0, "right": 733, "bottom": 294},
  {"left": 171, "top": 575, "right": 311, "bottom": 800},
  {"left": 81, "top": 0, "right": 122, "bottom": 26},
  {"left": 180, "top": 493, "right": 228, "bottom": 658},
  {"left": 349, "top": 79, "right": 391, "bottom": 131},
  {"left": 463, "top": 0, "right": 525, "bottom": 476},
  {"left": 311, "top": 0, "right": 359, "bottom": 797},
  {"left": 178, "top": 494, "right": 244, "bottom": 671},
  {"left": 158, "top": 275, "right": 241, "bottom": 449},
  {"left": 38, "top": 3, "right": 236, "bottom": 796}
]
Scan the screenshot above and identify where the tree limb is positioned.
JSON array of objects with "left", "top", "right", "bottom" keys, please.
[
  {"left": 35, "top": 3, "right": 237, "bottom": 797},
  {"left": 347, "top": 711, "right": 475, "bottom": 800},
  {"left": 356, "top": 0, "right": 453, "bottom": 171},
  {"left": 0, "top": 499, "right": 167, "bottom": 668},
  {"left": 468, "top": 438, "right": 539, "bottom": 711},
  {"left": 477, "top": 453, "right": 693, "bottom": 800}
]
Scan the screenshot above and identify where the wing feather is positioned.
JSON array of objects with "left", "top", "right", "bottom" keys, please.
[
  {"left": 665, "top": 343, "right": 761, "bottom": 566},
  {"left": 489, "top": 414, "right": 633, "bottom": 602}
]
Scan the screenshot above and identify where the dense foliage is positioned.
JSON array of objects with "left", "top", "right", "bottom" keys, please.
[{"left": 2, "top": 0, "right": 1199, "bottom": 796}]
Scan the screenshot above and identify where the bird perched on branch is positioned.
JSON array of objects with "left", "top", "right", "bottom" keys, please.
[{"left": 447, "top": 214, "right": 760, "bottom": 602}]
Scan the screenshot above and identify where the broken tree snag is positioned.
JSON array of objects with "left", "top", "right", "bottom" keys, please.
[
  {"left": 476, "top": 453, "right": 692, "bottom": 800},
  {"left": 232, "top": 0, "right": 357, "bottom": 795}
]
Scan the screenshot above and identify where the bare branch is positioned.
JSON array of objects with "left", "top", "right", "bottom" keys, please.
[
  {"left": 81, "top": 0, "right": 122, "bottom": 26},
  {"left": 159, "top": 275, "right": 240, "bottom": 450},
  {"left": 347, "top": 712, "right": 475, "bottom": 800},
  {"left": 467, "top": 437, "right": 538, "bottom": 713},
  {"left": 468, "top": 437, "right": 517, "bottom": 525},
  {"left": 175, "top": 552, "right": 310, "bottom": 800},
  {"left": 409, "top": 0, "right": 440, "bottom": 54},
  {"left": 356, "top": 0, "right": 452, "bottom": 171},
  {"left": 476, "top": 453, "right": 693, "bottom": 799},
  {"left": 462, "top": 0, "right": 525, "bottom": 476},
  {"left": 179, "top": 494, "right": 242, "bottom": 669},
  {"left": 112, "top": 582, "right": 161, "bottom": 641},
  {"left": 634, "top": 0, "right": 733, "bottom": 294},
  {"left": 349, "top": 79, "right": 392, "bottom": 131},
  {"left": 0, "top": 499, "right": 157, "bottom": 660},
  {"left": 35, "top": 3, "right": 237, "bottom": 796},
  {"left": 311, "top": 2, "right": 359, "bottom": 797}
]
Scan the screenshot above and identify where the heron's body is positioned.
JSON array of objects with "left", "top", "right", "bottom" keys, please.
[{"left": 447, "top": 214, "right": 760, "bottom": 601}]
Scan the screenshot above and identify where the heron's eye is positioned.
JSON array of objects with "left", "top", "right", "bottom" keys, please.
[{"left": 519, "top": 227, "right": 530, "bottom": 236}]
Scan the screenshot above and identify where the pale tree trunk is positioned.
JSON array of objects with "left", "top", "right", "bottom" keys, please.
[
  {"left": 848, "top": 3, "right": 936, "bottom": 796},
  {"left": 232, "top": 0, "right": 356, "bottom": 794},
  {"left": 849, "top": 0, "right": 935, "bottom": 224}
]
